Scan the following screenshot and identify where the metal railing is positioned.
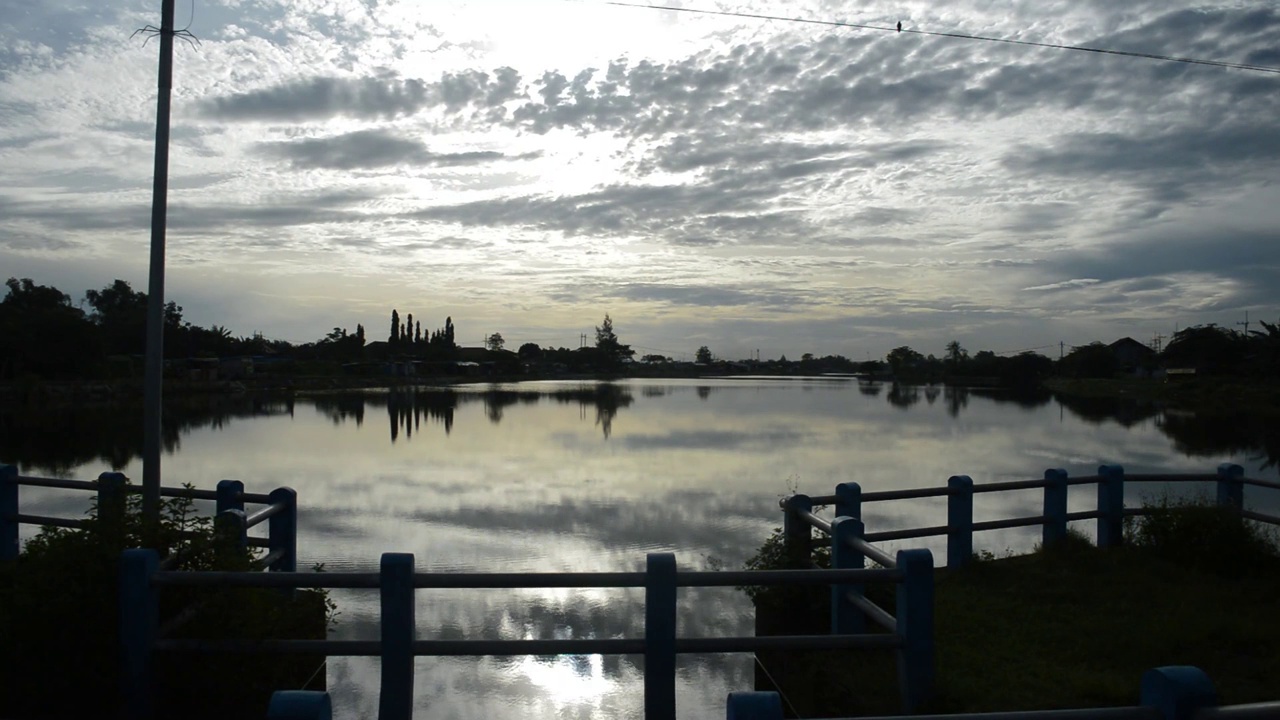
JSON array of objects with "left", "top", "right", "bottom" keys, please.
[
  {"left": 118, "top": 549, "right": 930, "bottom": 720},
  {"left": 784, "top": 463, "right": 1280, "bottom": 573},
  {"left": 0, "top": 464, "right": 296, "bottom": 571}
]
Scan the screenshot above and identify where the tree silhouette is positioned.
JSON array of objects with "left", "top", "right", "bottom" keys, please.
[
  {"left": 390, "top": 309, "right": 400, "bottom": 345},
  {"left": 486, "top": 332, "right": 505, "bottom": 351},
  {"left": 594, "top": 314, "right": 634, "bottom": 367}
]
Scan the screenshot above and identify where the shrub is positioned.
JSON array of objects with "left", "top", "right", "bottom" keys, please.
[
  {"left": 1127, "top": 494, "right": 1280, "bottom": 578},
  {"left": 0, "top": 485, "right": 331, "bottom": 719}
]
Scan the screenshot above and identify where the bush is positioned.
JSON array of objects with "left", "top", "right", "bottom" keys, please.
[
  {"left": 0, "top": 486, "right": 332, "bottom": 719},
  {"left": 1127, "top": 494, "right": 1280, "bottom": 578}
]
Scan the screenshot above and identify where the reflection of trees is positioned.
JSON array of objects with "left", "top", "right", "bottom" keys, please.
[
  {"left": 944, "top": 386, "right": 968, "bottom": 417},
  {"left": 886, "top": 383, "right": 920, "bottom": 410},
  {"left": 1054, "top": 394, "right": 1160, "bottom": 428},
  {"left": 0, "top": 397, "right": 294, "bottom": 476},
  {"left": 385, "top": 389, "right": 458, "bottom": 442},
  {"left": 1157, "top": 411, "right": 1280, "bottom": 472},
  {"left": 311, "top": 394, "right": 365, "bottom": 427},
  {"left": 858, "top": 381, "right": 882, "bottom": 397},
  {"left": 548, "top": 384, "right": 635, "bottom": 439},
  {"left": 696, "top": 386, "right": 712, "bottom": 401},
  {"left": 924, "top": 386, "right": 940, "bottom": 404}
]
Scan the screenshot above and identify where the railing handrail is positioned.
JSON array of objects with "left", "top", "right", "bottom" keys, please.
[
  {"left": 6, "top": 471, "right": 274, "bottom": 504},
  {"left": 122, "top": 549, "right": 934, "bottom": 720},
  {"left": 785, "top": 465, "right": 1280, "bottom": 563}
]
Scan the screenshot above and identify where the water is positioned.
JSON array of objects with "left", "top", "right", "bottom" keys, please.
[{"left": 5, "top": 378, "right": 1277, "bottom": 718}]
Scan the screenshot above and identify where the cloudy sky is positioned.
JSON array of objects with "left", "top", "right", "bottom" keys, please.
[{"left": 1, "top": 0, "right": 1277, "bottom": 360}]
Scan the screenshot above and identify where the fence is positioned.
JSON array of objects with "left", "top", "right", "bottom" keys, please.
[
  {"left": 783, "top": 463, "right": 1280, "bottom": 574},
  {"left": 119, "top": 549, "right": 928, "bottom": 720},
  {"left": 0, "top": 464, "right": 296, "bottom": 571}
]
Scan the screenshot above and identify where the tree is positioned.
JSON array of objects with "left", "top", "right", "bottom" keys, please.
[
  {"left": 695, "top": 346, "right": 713, "bottom": 364},
  {"left": 486, "top": 332, "right": 505, "bottom": 351},
  {"left": 886, "top": 346, "right": 924, "bottom": 375},
  {"left": 945, "top": 340, "right": 968, "bottom": 365},
  {"left": 0, "top": 278, "right": 101, "bottom": 378},
  {"left": 84, "top": 279, "right": 181, "bottom": 356},
  {"left": 642, "top": 354, "right": 670, "bottom": 363},
  {"left": 390, "top": 309, "right": 400, "bottom": 345},
  {"left": 518, "top": 343, "right": 542, "bottom": 360},
  {"left": 594, "top": 314, "right": 634, "bottom": 366}
]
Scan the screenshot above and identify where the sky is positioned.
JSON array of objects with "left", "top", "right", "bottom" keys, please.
[{"left": 1, "top": 0, "right": 1277, "bottom": 361}]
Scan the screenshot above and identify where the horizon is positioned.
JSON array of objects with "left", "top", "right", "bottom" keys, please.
[{"left": 1, "top": 1, "right": 1277, "bottom": 361}]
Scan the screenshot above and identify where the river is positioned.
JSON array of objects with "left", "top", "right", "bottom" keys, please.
[{"left": 5, "top": 377, "right": 1277, "bottom": 719}]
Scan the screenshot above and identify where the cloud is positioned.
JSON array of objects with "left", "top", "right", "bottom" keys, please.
[
  {"left": 197, "top": 68, "right": 524, "bottom": 122},
  {"left": 259, "top": 128, "right": 533, "bottom": 170}
]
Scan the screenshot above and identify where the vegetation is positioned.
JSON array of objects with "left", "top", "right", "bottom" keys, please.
[
  {"left": 0, "top": 486, "right": 331, "bottom": 719},
  {"left": 745, "top": 498, "right": 1280, "bottom": 716}
]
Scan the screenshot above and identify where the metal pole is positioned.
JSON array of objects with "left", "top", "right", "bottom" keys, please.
[{"left": 143, "top": 0, "right": 176, "bottom": 527}]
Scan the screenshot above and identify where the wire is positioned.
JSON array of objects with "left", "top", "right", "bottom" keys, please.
[{"left": 599, "top": 1, "right": 1280, "bottom": 75}]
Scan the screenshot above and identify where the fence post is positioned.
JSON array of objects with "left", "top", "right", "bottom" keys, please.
[
  {"left": 1216, "top": 463, "right": 1244, "bottom": 512},
  {"left": 830, "top": 516, "right": 866, "bottom": 634},
  {"left": 896, "top": 548, "right": 935, "bottom": 713},
  {"left": 947, "top": 476, "right": 973, "bottom": 570},
  {"left": 268, "top": 691, "right": 332, "bottom": 720},
  {"left": 2, "top": 464, "right": 17, "bottom": 561},
  {"left": 379, "top": 552, "right": 415, "bottom": 720},
  {"left": 782, "top": 494, "right": 813, "bottom": 568},
  {"left": 120, "top": 548, "right": 160, "bottom": 720},
  {"left": 268, "top": 487, "right": 298, "bottom": 573},
  {"left": 645, "top": 552, "right": 677, "bottom": 720},
  {"left": 97, "top": 472, "right": 128, "bottom": 540},
  {"left": 1140, "top": 666, "right": 1217, "bottom": 720},
  {"left": 216, "top": 479, "right": 244, "bottom": 515},
  {"left": 1097, "top": 464, "right": 1125, "bottom": 548},
  {"left": 215, "top": 509, "right": 248, "bottom": 566},
  {"left": 726, "top": 691, "right": 783, "bottom": 720},
  {"left": 835, "top": 482, "right": 861, "bottom": 520},
  {"left": 1042, "top": 468, "right": 1069, "bottom": 547}
]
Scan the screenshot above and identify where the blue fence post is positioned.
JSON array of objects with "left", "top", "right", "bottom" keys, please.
[
  {"left": 1097, "top": 464, "right": 1125, "bottom": 548},
  {"left": 215, "top": 509, "right": 248, "bottom": 566},
  {"left": 268, "top": 487, "right": 298, "bottom": 573},
  {"left": 97, "top": 471, "right": 128, "bottom": 531},
  {"left": 215, "top": 479, "right": 244, "bottom": 515},
  {"left": 726, "top": 691, "right": 783, "bottom": 720},
  {"left": 783, "top": 494, "right": 813, "bottom": 568},
  {"left": 947, "top": 476, "right": 973, "bottom": 570},
  {"left": 1140, "top": 666, "right": 1217, "bottom": 720},
  {"left": 835, "top": 482, "right": 861, "bottom": 520},
  {"left": 896, "top": 548, "right": 935, "bottom": 714},
  {"left": 268, "top": 691, "right": 332, "bottom": 720},
  {"left": 645, "top": 552, "right": 677, "bottom": 720},
  {"left": 830, "top": 516, "right": 866, "bottom": 634},
  {"left": 1216, "top": 463, "right": 1244, "bottom": 511},
  {"left": 120, "top": 548, "right": 160, "bottom": 720},
  {"left": 1042, "top": 468, "right": 1069, "bottom": 547},
  {"left": 379, "top": 552, "right": 415, "bottom": 720},
  {"left": 2, "top": 464, "right": 17, "bottom": 561}
]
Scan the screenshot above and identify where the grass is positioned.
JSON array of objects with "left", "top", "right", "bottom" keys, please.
[{"left": 750, "top": 502, "right": 1280, "bottom": 717}]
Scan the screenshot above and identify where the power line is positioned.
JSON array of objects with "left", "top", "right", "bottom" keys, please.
[{"left": 598, "top": 1, "right": 1280, "bottom": 75}]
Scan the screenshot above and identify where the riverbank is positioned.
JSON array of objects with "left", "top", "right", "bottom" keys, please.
[{"left": 1044, "top": 377, "right": 1280, "bottom": 415}]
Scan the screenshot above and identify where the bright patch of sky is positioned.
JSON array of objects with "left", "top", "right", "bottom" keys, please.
[{"left": 1, "top": 0, "right": 1277, "bottom": 359}]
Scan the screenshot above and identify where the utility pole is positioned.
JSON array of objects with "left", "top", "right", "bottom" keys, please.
[
  {"left": 1151, "top": 333, "right": 1165, "bottom": 354},
  {"left": 142, "top": 0, "right": 176, "bottom": 528},
  {"left": 1059, "top": 341, "right": 1064, "bottom": 360},
  {"left": 1237, "top": 311, "right": 1250, "bottom": 337}
]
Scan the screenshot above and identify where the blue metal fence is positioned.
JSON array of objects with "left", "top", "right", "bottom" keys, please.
[
  {"left": 119, "top": 549, "right": 922, "bottom": 720},
  {"left": 0, "top": 464, "right": 296, "bottom": 570},
  {"left": 786, "top": 463, "right": 1280, "bottom": 573}
]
